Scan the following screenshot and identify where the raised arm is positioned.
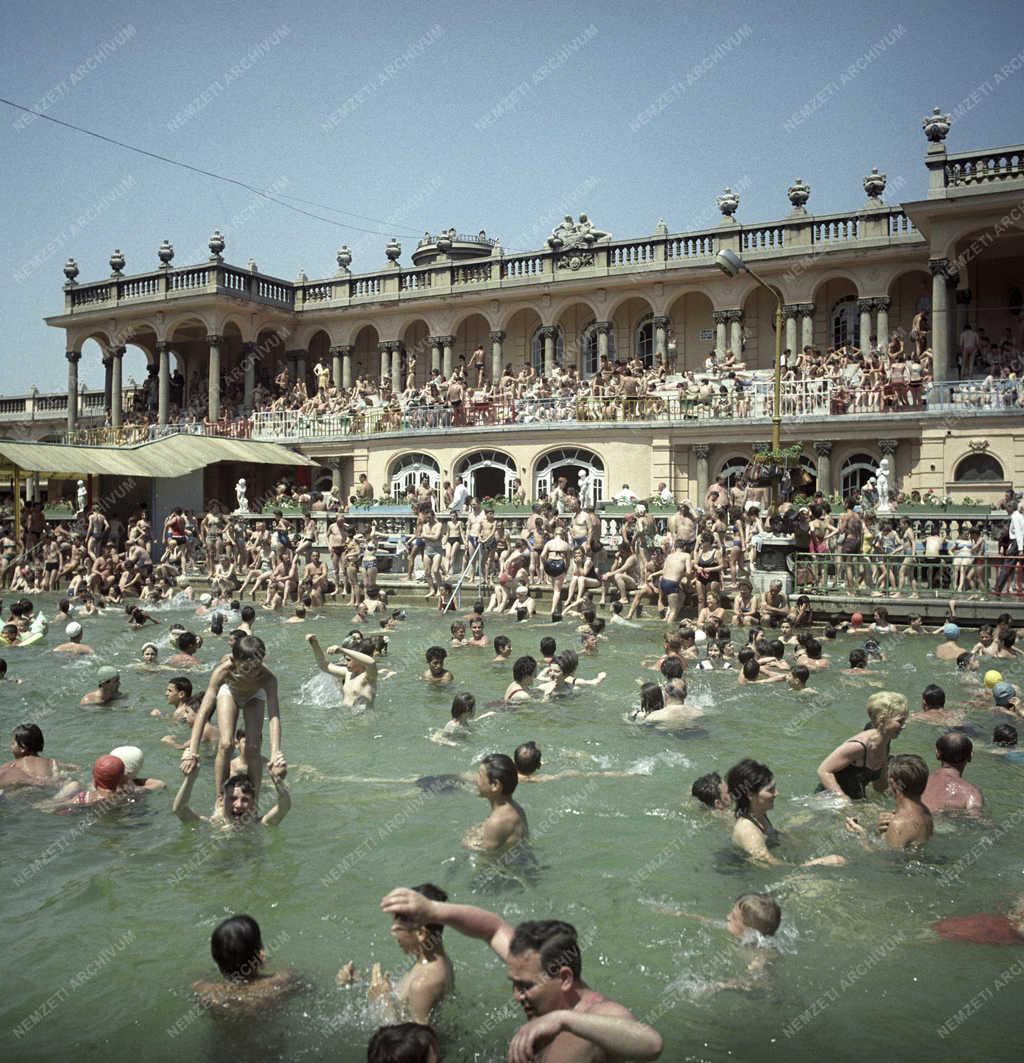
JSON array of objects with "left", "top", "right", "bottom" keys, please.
[
  {"left": 508, "top": 1003, "right": 662, "bottom": 1063},
  {"left": 381, "top": 888, "right": 513, "bottom": 960},
  {"left": 261, "top": 767, "right": 291, "bottom": 825},
  {"left": 172, "top": 766, "right": 202, "bottom": 823},
  {"left": 305, "top": 633, "right": 349, "bottom": 678},
  {"left": 182, "top": 660, "right": 231, "bottom": 768},
  {"left": 339, "top": 644, "right": 378, "bottom": 680}
]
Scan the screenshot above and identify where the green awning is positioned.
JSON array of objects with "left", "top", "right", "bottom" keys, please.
[{"left": 0, "top": 435, "right": 321, "bottom": 478}]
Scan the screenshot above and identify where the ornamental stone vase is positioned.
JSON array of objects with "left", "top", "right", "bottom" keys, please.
[
  {"left": 336, "top": 245, "right": 352, "bottom": 271},
  {"left": 863, "top": 168, "right": 887, "bottom": 201},
  {"left": 63, "top": 257, "right": 79, "bottom": 282},
  {"left": 787, "top": 178, "right": 811, "bottom": 213},
  {"left": 158, "top": 239, "right": 175, "bottom": 267},
  {"left": 208, "top": 229, "right": 225, "bottom": 259},
  {"left": 922, "top": 107, "right": 951, "bottom": 143},
  {"left": 717, "top": 187, "right": 740, "bottom": 219},
  {"left": 385, "top": 238, "right": 401, "bottom": 263}
]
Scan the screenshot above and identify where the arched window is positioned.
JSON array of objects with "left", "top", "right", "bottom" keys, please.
[
  {"left": 580, "top": 321, "right": 615, "bottom": 378},
  {"left": 453, "top": 449, "right": 517, "bottom": 501},
  {"left": 531, "top": 326, "right": 565, "bottom": 373},
  {"left": 832, "top": 295, "right": 860, "bottom": 350},
  {"left": 534, "top": 447, "right": 604, "bottom": 502},
  {"left": 635, "top": 312, "right": 654, "bottom": 366},
  {"left": 389, "top": 453, "right": 440, "bottom": 499},
  {"left": 954, "top": 453, "right": 1004, "bottom": 482},
  {"left": 718, "top": 455, "right": 749, "bottom": 488},
  {"left": 840, "top": 453, "right": 876, "bottom": 499}
]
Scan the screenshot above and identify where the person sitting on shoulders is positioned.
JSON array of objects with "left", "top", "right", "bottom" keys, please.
[{"left": 174, "top": 763, "right": 290, "bottom": 826}]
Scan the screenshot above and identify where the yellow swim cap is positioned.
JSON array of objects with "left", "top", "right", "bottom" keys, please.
[{"left": 984, "top": 670, "right": 1003, "bottom": 689}]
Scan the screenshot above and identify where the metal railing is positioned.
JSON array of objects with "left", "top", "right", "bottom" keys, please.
[{"left": 923, "top": 379, "right": 1022, "bottom": 411}]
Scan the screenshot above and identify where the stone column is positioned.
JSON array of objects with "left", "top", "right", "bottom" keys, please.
[
  {"left": 783, "top": 306, "right": 799, "bottom": 360},
  {"left": 102, "top": 353, "right": 113, "bottom": 413},
  {"left": 157, "top": 341, "right": 171, "bottom": 425},
  {"left": 727, "top": 310, "right": 743, "bottom": 360},
  {"left": 390, "top": 343, "right": 403, "bottom": 392},
  {"left": 340, "top": 345, "right": 354, "bottom": 388},
  {"left": 799, "top": 303, "right": 815, "bottom": 350},
  {"left": 857, "top": 298, "right": 873, "bottom": 349},
  {"left": 442, "top": 335, "right": 454, "bottom": 378},
  {"left": 206, "top": 334, "right": 222, "bottom": 420},
  {"left": 713, "top": 311, "right": 728, "bottom": 358},
  {"left": 595, "top": 321, "right": 611, "bottom": 364},
  {"left": 329, "top": 345, "right": 343, "bottom": 389},
  {"left": 929, "top": 259, "right": 952, "bottom": 381},
  {"left": 813, "top": 440, "right": 833, "bottom": 496},
  {"left": 429, "top": 336, "right": 442, "bottom": 375},
  {"left": 66, "top": 350, "right": 81, "bottom": 433},
  {"left": 540, "top": 326, "right": 557, "bottom": 375},
  {"left": 111, "top": 346, "right": 124, "bottom": 428},
  {"left": 241, "top": 341, "right": 257, "bottom": 411},
  {"left": 378, "top": 341, "right": 390, "bottom": 383},
  {"left": 694, "top": 443, "right": 711, "bottom": 507},
  {"left": 489, "top": 330, "right": 505, "bottom": 381},
  {"left": 874, "top": 297, "right": 890, "bottom": 350},
  {"left": 652, "top": 315, "right": 669, "bottom": 364}
]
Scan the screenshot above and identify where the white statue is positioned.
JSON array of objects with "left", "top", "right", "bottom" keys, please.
[
  {"left": 235, "top": 478, "right": 249, "bottom": 513},
  {"left": 76, "top": 479, "right": 87, "bottom": 513},
  {"left": 313, "top": 361, "right": 331, "bottom": 392},
  {"left": 875, "top": 456, "right": 892, "bottom": 512},
  {"left": 578, "top": 470, "right": 593, "bottom": 509}
]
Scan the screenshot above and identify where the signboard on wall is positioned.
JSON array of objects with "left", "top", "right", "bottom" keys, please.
[{"left": 699, "top": 328, "right": 714, "bottom": 341}]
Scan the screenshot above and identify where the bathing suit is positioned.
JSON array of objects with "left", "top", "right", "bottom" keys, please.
[
  {"left": 659, "top": 577, "right": 681, "bottom": 594},
  {"left": 217, "top": 684, "right": 267, "bottom": 704},
  {"left": 826, "top": 738, "right": 882, "bottom": 800},
  {"left": 543, "top": 558, "right": 566, "bottom": 577},
  {"left": 425, "top": 542, "right": 443, "bottom": 558},
  {"left": 743, "top": 814, "right": 781, "bottom": 848}
]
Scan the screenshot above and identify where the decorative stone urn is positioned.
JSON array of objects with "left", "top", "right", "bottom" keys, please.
[
  {"left": 385, "top": 238, "right": 401, "bottom": 263},
  {"left": 654, "top": 218, "right": 669, "bottom": 237},
  {"left": 158, "top": 239, "right": 175, "bottom": 267},
  {"left": 63, "top": 257, "right": 79, "bottom": 282},
  {"left": 246, "top": 258, "right": 258, "bottom": 272},
  {"left": 717, "top": 187, "right": 740, "bottom": 219},
  {"left": 336, "top": 245, "right": 352, "bottom": 271},
  {"left": 208, "top": 229, "right": 225, "bottom": 259},
  {"left": 296, "top": 267, "right": 308, "bottom": 283},
  {"left": 436, "top": 231, "right": 453, "bottom": 254},
  {"left": 109, "top": 249, "right": 125, "bottom": 276},
  {"left": 863, "top": 167, "right": 887, "bottom": 201},
  {"left": 787, "top": 178, "right": 811, "bottom": 212},
  {"left": 922, "top": 107, "right": 951, "bottom": 143}
]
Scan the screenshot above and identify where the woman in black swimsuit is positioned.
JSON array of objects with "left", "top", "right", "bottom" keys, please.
[
  {"left": 693, "top": 532, "right": 722, "bottom": 610},
  {"left": 816, "top": 691, "right": 908, "bottom": 800}
]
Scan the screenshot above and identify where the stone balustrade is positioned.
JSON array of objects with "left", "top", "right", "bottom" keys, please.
[
  {"left": 0, "top": 386, "right": 141, "bottom": 422},
  {"left": 944, "top": 146, "right": 1024, "bottom": 188}
]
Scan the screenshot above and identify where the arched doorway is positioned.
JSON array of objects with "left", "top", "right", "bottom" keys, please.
[
  {"left": 454, "top": 449, "right": 516, "bottom": 500},
  {"left": 530, "top": 325, "right": 565, "bottom": 373},
  {"left": 534, "top": 447, "right": 604, "bottom": 501},
  {"left": 840, "top": 453, "right": 877, "bottom": 499},
  {"left": 953, "top": 453, "right": 1004, "bottom": 482},
  {"left": 389, "top": 452, "right": 441, "bottom": 499},
  {"left": 718, "top": 454, "right": 750, "bottom": 487},
  {"left": 831, "top": 295, "right": 860, "bottom": 349}
]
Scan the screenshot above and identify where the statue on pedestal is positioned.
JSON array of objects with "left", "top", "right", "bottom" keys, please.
[
  {"left": 235, "top": 478, "right": 249, "bottom": 513},
  {"left": 875, "top": 456, "right": 892, "bottom": 512},
  {"left": 578, "top": 470, "right": 593, "bottom": 509},
  {"left": 76, "top": 480, "right": 87, "bottom": 513}
]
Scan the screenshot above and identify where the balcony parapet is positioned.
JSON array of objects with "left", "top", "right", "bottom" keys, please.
[{"left": 0, "top": 386, "right": 141, "bottom": 423}]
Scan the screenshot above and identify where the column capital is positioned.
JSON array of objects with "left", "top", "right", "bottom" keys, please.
[
  {"left": 928, "top": 257, "right": 951, "bottom": 278},
  {"left": 377, "top": 341, "right": 391, "bottom": 354},
  {"left": 441, "top": 334, "right": 456, "bottom": 345},
  {"left": 206, "top": 333, "right": 224, "bottom": 346},
  {"left": 429, "top": 335, "right": 445, "bottom": 346},
  {"left": 538, "top": 325, "right": 558, "bottom": 340},
  {"left": 652, "top": 315, "right": 670, "bottom": 328},
  {"left": 594, "top": 320, "right": 613, "bottom": 335},
  {"left": 156, "top": 340, "right": 171, "bottom": 353},
  {"left": 955, "top": 288, "right": 972, "bottom": 306},
  {"left": 286, "top": 347, "right": 307, "bottom": 358},
  {"left": 872, "top": 296, "right": 891, "bottom": 312},
  {"left": 856, "top": 298, "right": 874, "bottom": 312},
  {"left": 101, "top": 352, "right": 113, "bottom": 367},
  {"left": 812, "top": 440, "right": 833, "bottom": 457},
  {"left": 724, "top": 309, "right": 743, "bottom": 323},
  {"left": 712, "top": 310, "right": 730, "bottom": 325},
  {"left": 329, "top": 344, "right": 353, "bottom": 356},
  {"left": 489, "top": 330, "right": 506, "bottom": 343},
  {"left": 386, "top": 340, "right": 403, "bottom": 353},
  {"left": 240, "top": 340, "right": 258, "bottom": 353},
  {"left": 66, "top": 349, "right": 82, "bottom": 363},
  {"left": 693, "top": 443, "right": 711, "bottom": 459},
  {"left": 879, "top": 438, "right": 899, "bottom": 455},
  {"left": 796, "top": 302, "right": 815, "bottom": 315},
  {"left": 112, "top": 345, "right": 126, "bottom": 358},
  {"left": 783, "top": 304, "right": 802, "bottom": 320}
]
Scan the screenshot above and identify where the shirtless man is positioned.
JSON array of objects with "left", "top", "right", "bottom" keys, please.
[
  {"left": 80, "top": 666, "right": 126, "bottom": 706},
  {"left": 447, "top": 372, "right": 465, "bottom": 427},
  {"left": 854, "top": 753, "right": 933, "bottom": 850},
  {"left": 173, "top": 764, "right": 290, "bottom": 826},
  {"left": 936, "top": 623, "right": 966, "bottom": 661},
  {"left": 462, "top": 753, "right": 528, "bottom": 851},
  {"left": 658, "top": 541, "right": 689, "bottom": 624},
  {"left": 53, "top": 621, "right": 93, "bottom": 655},
  {"left": 85, "top": 507, "right": 109, "bottom": 560},
  {"left": 326, "top": 515, "right": 349, "bottom": 595},
  {"left": 306, "top": 633, "right": 378, "bottom": 709},
  {"left": 0, "top": 723, "right": 62, "bottom": 789},
  {"left": 640, "top": 678, "right": 703, "bottom": 726},
  {"left": 921, "top": 733, "right": 984, "bottom": 814},
  {"left": 759, "top": 581, "right": 789, "bottom": 627},
  {"left": 667, "top": 502, "right": 697, "bottom": 555},
  {"left": 379, "top": 891, "right": 663, "bottom": 1063},
  {"left": 181, "top": 635, "right": 285, "bottom": 802}
]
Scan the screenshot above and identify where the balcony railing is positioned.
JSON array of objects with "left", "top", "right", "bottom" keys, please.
[
  {"left": 944, "top": 146, "right": 1024, "bottom": 189},
  {"left": 0, "top": 386, "right": 142, "bottom": 422},
  {"left": 921, "top": 378, "right": 1022, "bottom": 411}
]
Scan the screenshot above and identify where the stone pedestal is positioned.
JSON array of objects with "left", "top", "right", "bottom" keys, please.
[{"left": 751, "top": 534, "right": 797, "bottom": 596}]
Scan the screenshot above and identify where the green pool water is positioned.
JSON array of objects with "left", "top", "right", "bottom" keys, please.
[{"left": 1, "top": 602, "right": 1022, "bottom": 1063}]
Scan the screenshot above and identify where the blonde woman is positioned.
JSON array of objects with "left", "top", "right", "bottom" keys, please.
[{"left": 816, "top": 691, "right": 908, "bottom": 802}]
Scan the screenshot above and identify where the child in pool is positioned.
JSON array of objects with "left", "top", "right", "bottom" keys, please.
[{"left": 192, "top": 914, "right": 299, "bottom": 1010}]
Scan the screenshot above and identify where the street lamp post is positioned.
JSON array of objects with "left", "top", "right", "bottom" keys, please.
[{"left": 716, "top": 249, "right": 785, "bottom": 509}]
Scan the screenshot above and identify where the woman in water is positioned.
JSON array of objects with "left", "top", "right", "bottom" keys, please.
[{"left": 815, "top": 691, "right": 908, "bottom": 801}]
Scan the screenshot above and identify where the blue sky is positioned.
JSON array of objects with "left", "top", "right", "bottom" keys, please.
[{"left": 1, "top": 0, "right": 1022, "bottom": 392}]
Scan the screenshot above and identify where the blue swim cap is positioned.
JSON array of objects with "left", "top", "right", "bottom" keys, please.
[
  {"left": 942, "top": 623, "right": 960, "bottom": 639},
  {"left": 993, "top": 681, "right": 1016, "bottom": 705}
]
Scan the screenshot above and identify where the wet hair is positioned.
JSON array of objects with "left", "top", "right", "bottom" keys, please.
[
  {"left": 210, "top": 612, "right": 224, "bottom": 636},
  {"left": 936, "top": 732, "right": 972, "bottom": 766},
  {"left": 508, "top": 920, "right": 581, "bottom": 979},
  {"left": 848, "top": 649, "right": 868, "bottom": 669},
  {"left": 790, "top": 664, "right": 810, "bottom": 687},
  {"left": 737, "top": 647, "right": 755, "bottom": 665},
  {"left": 222, "top": 772, "right": 256, "bottom": 799},
  {"left": 13, "top": 723, "right": 44, "bottom": 755},
  {"left": 660, "top": 656, "right": 685, "bottom": 680},
  {"left": 736, "top": 894, "right": 781, "bottom": 936},
  {"left": 589, "top": 617, "right": 606, "bottom": 635},
  {"left": 481, "top": 752, "right": 518, "bottom": 795},
  {"left": 639, "top": 682, "right": 664, "bottom": 715},
  {"left": 210, "top": 914, "right": 263, "bottom": 980},
  {"left": 665, "top": 677, "right": 687, "bottom": 702},
  {"left": 553, "top": 650, "right": 579, "bottom": 676},
  {"left": 539, "top": 636, "right": 557, "bottom": 657},
  {"left": 803, "top": 637, "right": 822, "bottom": 660},
  {"left": 823, "top": 625, "right": 838, "bottom": 640},
  {"left": 493, "top": 635, "right": 511, "bottom": 654},
  {"left": 742, "top": 659, "right": 761, "bottom": 681},
  {"left": 664, "top": 634, "right": 683, "bottom": 653},
  {"left": 514, "top": 741, "right": 542, "bottom": 775},
  {"left": 168, "top": 676, "right": 193, "bottom": 698},
  {"left": 727, "top": 758, "right": 774, "bottom": 818},
  {"left": 365, "top": 635, "right": 388, "bottom": 657},
  {"left": 888, "top": 753, "right": 929, "bottom": 798},
  {"left": 866, "top": 691, "right": 907, "bottom": 726},
  {"left": 512, "top": 655, "right": 537, "bottom": 683},
  {"left": 450, "top": 693, "right": 476, "bottom": 720},
  {"left": 450, "top": 621, "right": 466, "bottom": 636},
  {"left": 369, "top": 1022, "right": 440, "bottom": 1063},
  {"left": 240, "top": 605, "right": 256, "bottom": 624},
  {"left": 232, "top": 635, "right": 266, "bottom": 663},
  {"left": 922, "top": 684, "right": 946, "bottom": 709},
  {"left": 993, "top": 723, "right": 1018, "bottom": 747},
  {"left": 425, "top": 645, "right": 448, "bottom": 663},
  {"left": 176, "top": 631, "right": 199, "bottom": 653},
  {"left": 691, "top": 771, "right": 724, "bottom": 808},
  {"left": 956, "top": 652, "right": 975, "bottom": 671},
  {"left": 409, "top": 883, "right": 448, "bottom": 936}
]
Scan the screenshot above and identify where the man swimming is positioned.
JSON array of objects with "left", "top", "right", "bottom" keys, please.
[
  {"left": 306, "top": 632, "right": 378, "bottom": 709},
  {"left": 462, "top": 753, "right": 528, "bottom": 852}
]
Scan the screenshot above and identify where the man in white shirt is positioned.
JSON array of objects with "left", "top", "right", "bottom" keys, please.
[
  {"left": 656, "top": 481, "right": 673, "bottom": 505},
  {"left": 996, "top": 501, "right": 1024, "bottom": 595},
  {"left": 450, "top": 478, "right": 469, "bottom": 515},
  {"left": 615, "top": 484, "right": 639, "bottom": 504}
]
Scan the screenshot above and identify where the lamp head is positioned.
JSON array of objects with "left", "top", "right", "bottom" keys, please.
[{"left": 715, "top": 248, "right": 745, "bottom": 277}]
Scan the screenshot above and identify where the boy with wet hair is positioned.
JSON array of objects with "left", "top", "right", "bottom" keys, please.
[
  {"left": 855, "top": 753, "right": 933, "bottom": 849},
  {"left": 367, "top": 1023, "right": 439, "bottom": 1063},
  {"left": 727, "top": 894, "right": 782, "bottom": 938},
  {"left": 422, "top": 646, "right": 454, "bottom": 685},
  {"left": 691, "top": 771, "right": 731, "bottom": 811},
  {"left": 192, "top": 914, "right": 297, "bottom": 1008},
  {"left": 493, "top": 634, "right": 511, "bottom": 662},
  {"left": 513, "top": 741, "right": 542, "bottom": 776},
  {"left": 462, "top": 752, "right": 528, "bottom": 851}
]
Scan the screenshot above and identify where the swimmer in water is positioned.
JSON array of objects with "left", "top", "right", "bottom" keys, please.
[
  {"left": 338, "top": 882, "right": 454, "bottom": 1025},
  {"left": 504, "top": 655, "right": 537, "bottom": 703},
  {"left": 192, "top": 915, "right": 299, "bottom": 1009},
  {"left": 921, "top": 733, "right": 984, "bottom": 814},
  {"left": 493, "top": 635, "right": 512, "bottom": 663},
  {"left": 80, "top": 665, "right": 126, "bottom": 706},
  {"left": 422, "top": 646, "right": 454, "bottom": 685},
  {"left": 173, "top": 764, "right": 290, "bottom": 826},
  {"left": 847, "top": 753, "right": 933, "bottom": 850},
  {"left": 461, "top": 753, "right": 528, "bottom": 851},
  {"left": 431, "top": 693, "right": 496, "bottom": 745},
  {"left": 306, "top": 633, "right": 378, "bottom": 709},
  {"left": 367, "top": 1025, "right": 439, "bottom": 1063},
  {"left": 512, "top": 741, "right": 630, "bottom": 784},
  {"left": 379, "top": 890, "right": 663, "bottom": 1062},
  {"left": 0, "top": 724, "right": 64, "bottom": 789},
  {"left": 691, "top": 771, "right": 732, "bottom": 812},
  {"left": 538, "top": 650, "right": 606, "bottom": 699}
]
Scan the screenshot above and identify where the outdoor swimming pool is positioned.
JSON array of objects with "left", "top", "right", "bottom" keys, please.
[{"left": 1, "top": 601, "right": 1022, "bottom": 1062}]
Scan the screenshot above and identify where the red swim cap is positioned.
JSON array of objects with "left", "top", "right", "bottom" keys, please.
[
  {"left": 93, "top": 755, "right": 125, "bottom": 791},
  {"left": 851, "top": 612, "right": 864, "bottom": 624}
]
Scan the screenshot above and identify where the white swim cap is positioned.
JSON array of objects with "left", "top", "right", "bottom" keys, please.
[
  {"left": 65, "top": 621, "right": 83, "bottom": 638},
  {"left": 199, "top": 593, "right": 212, "bottom": 605},
  {"left": 694, "top": 630, "right": 707, "bottom": 643},
  {"left": 109, "top": 745, "right": 143, "bottom": 778}
]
